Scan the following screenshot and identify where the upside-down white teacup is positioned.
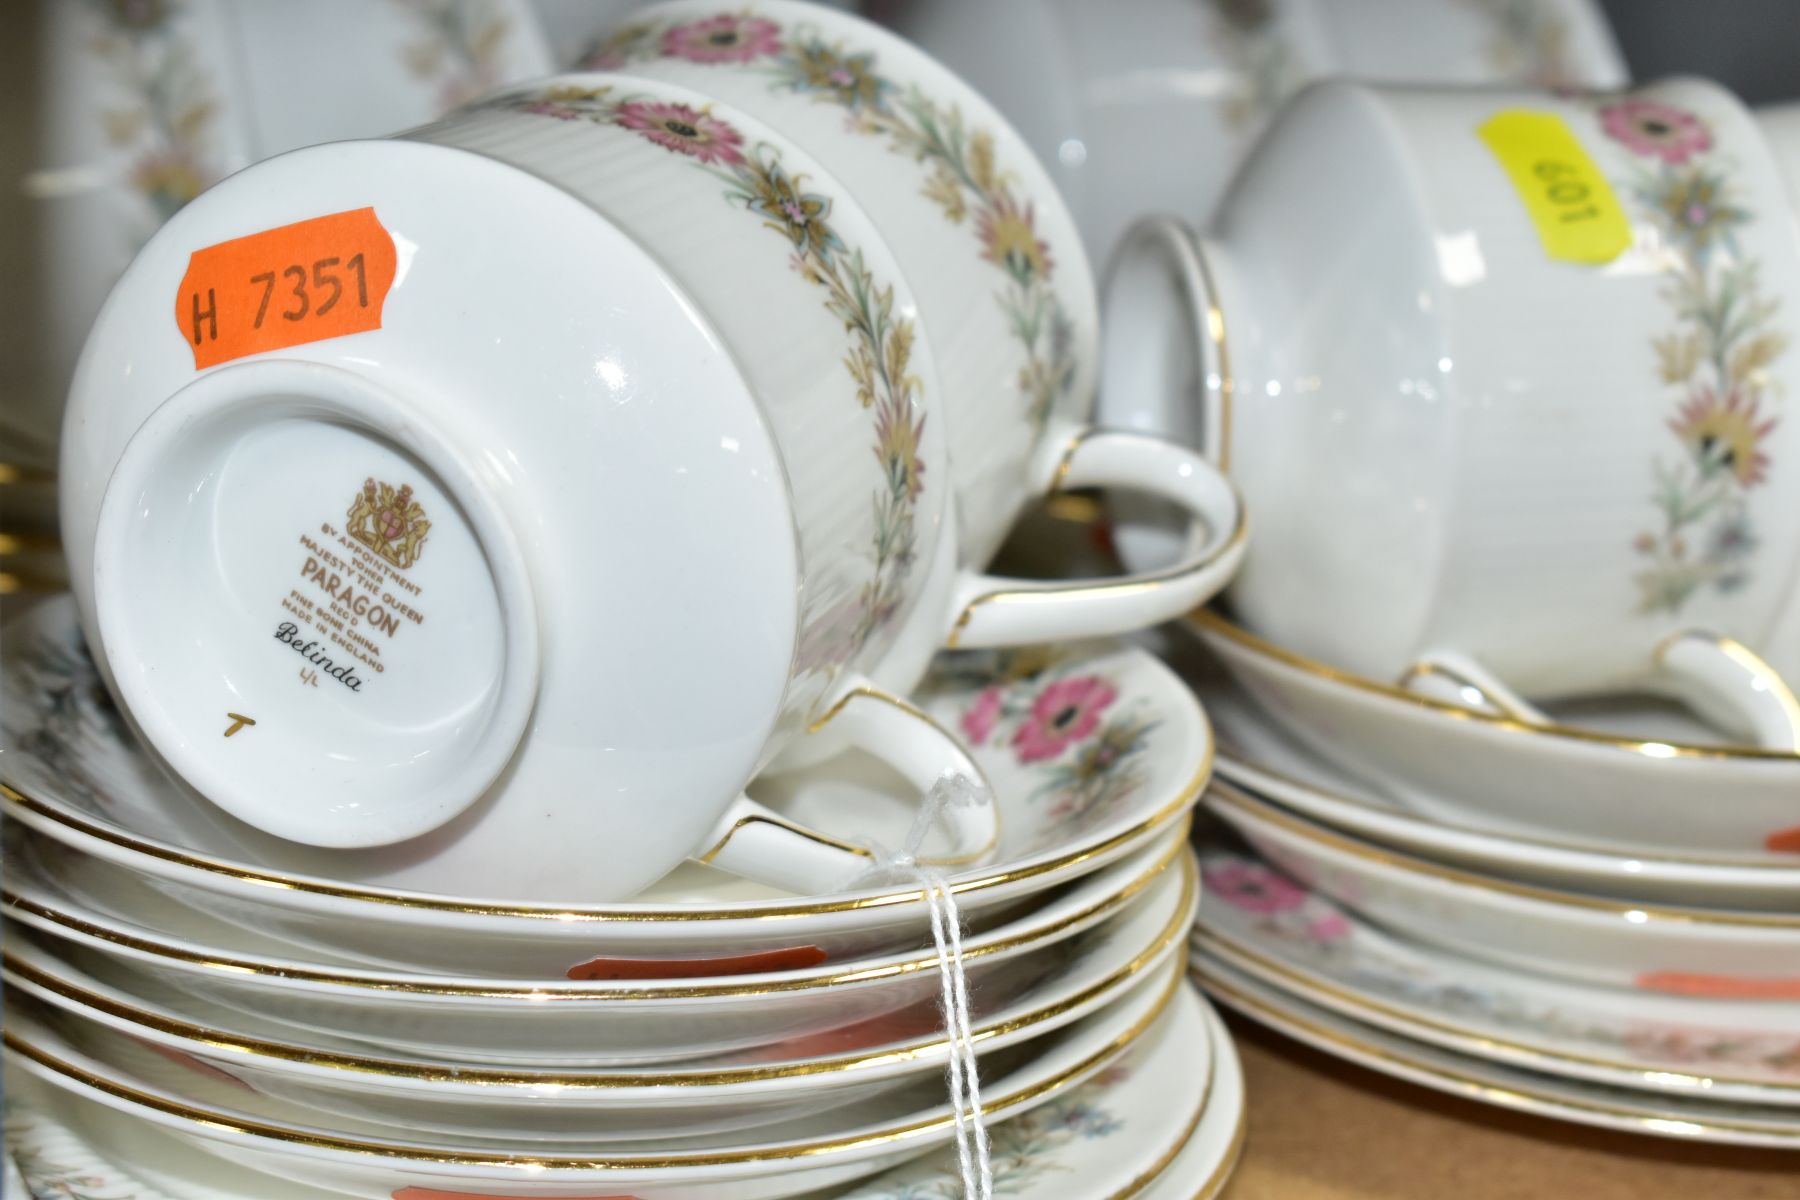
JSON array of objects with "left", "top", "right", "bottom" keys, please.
[
  {"left": 569, "top": 0, "right": 1246, "bottom": 661},
  {"left": 886, "top": 0, "right": 1626, "bottom": 263},
  {"left": 1104, "top": 78, "right": 1800, "bottom": 743},
  {"left": 59, "top": 70, "right": 1235, "bottom": 900},
  {"left": 61, "top": 73, "right": 968, "bottom": 896}
]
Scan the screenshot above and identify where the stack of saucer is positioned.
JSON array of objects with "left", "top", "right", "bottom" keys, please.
[
  {"left": 1182, "top": 610, "right": 1800, "bottom": 1148},
  {"left": 1039, "top": 39, "right": 1800, "bottom": 1145},
  {"left": 1, "top": 595, "right": 1245, "bottom": 1197},
  {"left": 7, "top": 3, "right": 1258, "bottom": 1191}
]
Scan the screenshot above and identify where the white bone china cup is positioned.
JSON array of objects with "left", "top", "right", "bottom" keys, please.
[
  {"left": 1102, "top": 79, "right": 1800, "bottom": 747},
  {"left": 62, "top": 76, "right": 1027, "bottom": 901},
  {"left": 573, "top": 0, "right": 1247, "bottom": 677},
  {"left": 884, "top": 0, "right": 1626, "bottom": 264}
]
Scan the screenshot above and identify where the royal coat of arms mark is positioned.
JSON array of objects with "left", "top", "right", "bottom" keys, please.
[{"left": 347, "top": 477, "right": 430, "bottom": 569}]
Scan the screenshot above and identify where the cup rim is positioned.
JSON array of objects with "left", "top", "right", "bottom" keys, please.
[
  {"left": 714, "top": 0, "right": 1097, "bottom": 291},
  {"left": 1191, "top": 608, "right": 1800, "bottom": 762}
]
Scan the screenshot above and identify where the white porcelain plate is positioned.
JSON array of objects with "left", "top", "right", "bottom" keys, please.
[
  {"left": 1207, "top": 783, "right": 1800, "bottom": 994},
  {"left": 1, "top": 849, "right": 1198, "bottom": 1143},
  {"left": 1, "top": 958, "right": 1184, "bottom": 1199},
  {"left": 1136, "top": 999, "right": 1247, "bottom": 1200},
  {"left": 1203, "top": 671, "right": 1800, "bottom": 910},
  {"left": 1192, "top": 838, "right": 1800, "bottom": 1104},
  {"left": 1190, "top": 611, "right": 1800, "bottom": 861},
  {"left": 1194, "top": 955, "right": 1800, "bottom": 1149},
  {"left": 1, "top": 829, "right": 1185, "bottom": 1068},
  {"left": 4, "top": 982, "right": 1241, "bottom": 1199},
  {"left": 816, "top": 983, "right": 1238, "bottom": 1199},
  {"left": 0, "top": 598, "right": 1211, "bottom": 976}
]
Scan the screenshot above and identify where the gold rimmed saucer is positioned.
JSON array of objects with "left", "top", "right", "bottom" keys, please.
[
  {"left": 2, "top": 828, "right": 1189, "bottom": 1002},
  {"left": 1193, "top": 959, "right": 1800, "bottom": 1148},
  {"left": 1192, "top": 609, "right": 1799, "bottom": 762},
  {"left": 4, "top": 851, "right": 1197, "bottom": 1091},
  {"left": 1210, "top": 783, "right": 1800, "bottom": 929},
  {"left": 2, "top": 961, "right": 1187, "bottom": 1172}
]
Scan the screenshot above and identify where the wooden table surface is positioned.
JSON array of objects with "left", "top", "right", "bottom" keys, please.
[{"left": 1214, "top": 1011, "right": 1799, "bottom": 1200}]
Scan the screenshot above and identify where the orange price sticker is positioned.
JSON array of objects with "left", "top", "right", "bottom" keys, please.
[
  {"left": 563, "top": 944, "right": 829, "bottom": 981},
  {"left": 392, "top": 1192, "right": 641, "bottom": 1200},
  {"left": 175, "top": 207, "right": 397, "bottom": 370}
]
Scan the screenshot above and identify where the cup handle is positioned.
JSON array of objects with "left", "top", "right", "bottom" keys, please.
[
  {"left": 1653, "top": 631, "right": 1800, "bottom": 751},
  {"left": 1397, "top": 650, "right": 1554, "bottom": 724},
  {"left": 1401, "top": 636, "right": 1800, "bottom": 751},
  {"left": 943, "top": 428, "right": 1247, "bottom": 649},
  {"left": 693, "top": 679, "right": 999, "bottom": 894},
  {"left": 1100, "top": 215, "right": 1230, "bottom": 574}
]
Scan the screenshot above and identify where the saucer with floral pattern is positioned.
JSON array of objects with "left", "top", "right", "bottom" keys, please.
[
  {"left": 1194, "top": 835, "right": 1800, "bottom": 1106},
  {"left": 1194, "top": 953, "right": 1800, "bottom": 1149}
]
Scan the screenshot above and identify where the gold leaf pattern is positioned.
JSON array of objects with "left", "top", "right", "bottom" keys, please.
[
  {"left": 922, "top": 167, "right": 967, "bottom": 223},
  {"left": 1729, "top": 332, "right": 1788, "bottom": 387},
  {"left": 1653, "top": 332, "right": 1703, "bottom": 384}
]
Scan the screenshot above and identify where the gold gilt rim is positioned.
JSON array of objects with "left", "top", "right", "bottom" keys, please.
[
  {"left": 0, "top": 828, "right": 1187, "bottom": 1000},
  {"left": 1189, "top": 608, "right": 1800, "bottom": 762},
  {"left": 1213, "top": 743, "right": 1800, "bottom": 874},
  {"left": 699, "top": 687, "right": 1004, "bottom": 870},
  {"left": 1, "top": 963, "right": 1185, "bottom": 1170},
  {"left": 0, "top": 532, "right": 62, "bottom": 553},
  {"left": 1691, "top": 633, "right": 1800, "bottom": 738},
  {"left": 1209, "top": 781, "right": 1800, "bottom": 928},
  {"left": 0, "top": 463, "right": 55, "bottom": 485},
  {"left": 1193, "top": 966, "right": 1800, "bottom": 1141},
  {"left": 3, "top": 854, "right": 1196, "bottom": 1084},
  {"left": 1193, "top": 1107, "right": 1249, "bottom": 1200},
  {"left": 1105, "top": 991, "right": 1216, "bottom": 1200},
  {"left": 946, "top": 482, "right": 1249, "bottom": 649},
  {"left": 1197, "top": 930, "right": 1800, "bottom": 1094},
  {"left": 0, "top": 728, "right": 1209, "bottom": 920},
  {"left": 1194, "top": 225, "right": 1234, "bottom": 474},
  {"left": 0, "top": 571, "right": 69, "bottom": 595}
]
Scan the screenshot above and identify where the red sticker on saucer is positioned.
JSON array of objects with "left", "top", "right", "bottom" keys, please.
[
  {"left": 129, "top": 1036, "right": 253, "bottom": 1092},
  {"left": 1636, "top": 971, "right": 1800, "bottom": 1000},
  {"left": 564, "top": 944, "right": 828, "bottom": 981},
  {"left": 1765, "top": 824, "right": 1800, "bottom": 854},
  {"left": 393, "top": 1191, "right": 639, "bottom": 1200},
  {"left": 175, "top": 207, "right": 397, "bottom": 369}
]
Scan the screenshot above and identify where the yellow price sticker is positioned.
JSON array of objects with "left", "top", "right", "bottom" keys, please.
[{"left": 1478, "top": 109, "right": 1632, "bottom": 265}]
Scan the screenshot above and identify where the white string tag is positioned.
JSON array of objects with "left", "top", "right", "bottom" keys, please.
[{"left": 850, "top": 770, "right": 996, "bottom": 1200}]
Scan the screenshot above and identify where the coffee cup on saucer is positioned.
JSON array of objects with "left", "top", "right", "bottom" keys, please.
[{"left": 1103, "top": 78, "right": 1800, "bottom": 745}]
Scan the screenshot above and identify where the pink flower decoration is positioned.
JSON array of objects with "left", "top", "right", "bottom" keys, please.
[
  {"left": 1306, "top": 912, "right": 1352, "bottom": 942},
  {"left": 614, "top": 100, "right": 746, "bottom": 167},
  {"left": 793, "top": 593, "right": 864, "bottom": 676},
  {"left": 960, "top": 686, "right": 1004, "bottom": 745},
  {"left": 1011, "top": 675, "right": 1117, "bottom": 763},
  {"left": 1203, "top": 861, "right": 1307, "bottom": 913},
  {"left": 662, "top": 14, "right": 784, "bottom": 63},
  {"left": 523, "top": 99, "right": 580, "bottom": 121},
  {"left": 1600, "top": 99, "right": 1712, "bottom": 165}
]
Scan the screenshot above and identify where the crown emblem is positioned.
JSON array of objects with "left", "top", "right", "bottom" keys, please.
[{"left": 346, "top": 477, "right": 431, "bottom": 570}]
